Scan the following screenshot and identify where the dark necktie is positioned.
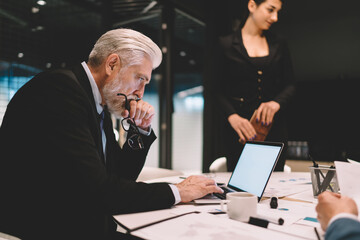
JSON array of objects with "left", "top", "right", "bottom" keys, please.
[
  {"left": 99, "top": 110, "right": 106, "bottom": 161},
  {"left": 100, "top": 110, "right": 105, "bottom": 132}
]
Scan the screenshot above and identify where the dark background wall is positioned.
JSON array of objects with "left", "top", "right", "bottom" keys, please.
[
  {"left": 276, "top": 1, "right": 360, "bottom": 161},
  {"left": 203, "top": 0, "right": 360, "bottom": 171},
  {"left": 0, "top": 0, "right": 358, "bottom": 170}
]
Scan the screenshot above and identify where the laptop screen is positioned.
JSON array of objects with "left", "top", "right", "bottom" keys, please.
[{"left": 228, "top": 141, "right": 283, "bottom": 199}]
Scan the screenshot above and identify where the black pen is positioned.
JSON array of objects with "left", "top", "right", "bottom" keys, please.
[
  {"left": 256, "top": 214, "right": 284, "bottom": 225},
  {"left": 314, "top": 227, "right": 321, "bottom": 240}
]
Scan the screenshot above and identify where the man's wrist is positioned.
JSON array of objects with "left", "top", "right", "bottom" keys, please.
[
  {"left": 328, "top": 213, "right": 359, "bottom": 228},
  {"left": 169, "top": 184, "right": 181, "bottom": 204}
]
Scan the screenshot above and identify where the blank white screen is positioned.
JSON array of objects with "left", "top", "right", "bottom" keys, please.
[{"left": 228, "top": 143, "right": 281, "bottom": 197}]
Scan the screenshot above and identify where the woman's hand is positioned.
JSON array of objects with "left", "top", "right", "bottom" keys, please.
[
  {"left": 255, "top": 101, "right": 280, "bottom": 126},
  {"left": 228, "top": 114, "right": 257, "bottom": 143}
]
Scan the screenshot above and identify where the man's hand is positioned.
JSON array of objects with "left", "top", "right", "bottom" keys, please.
[
  {"left": 316, "top": 191, "right": 358, "bottom": 230},
  {"left": 255, "top": 101, "right": 280, "bottom": 126},
  {"left": 175, "top": 175, "right": 224, "bottom": 203},
  {"left": 228, "top": 114, "right": 256, "bottom": 143},
  {"left": 122, "top": 99, "right": 155, "bottom": 130}
]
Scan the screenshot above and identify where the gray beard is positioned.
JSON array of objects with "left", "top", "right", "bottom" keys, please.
[{"left": 102, "top": 81, "right": 125, "bottom": 119}]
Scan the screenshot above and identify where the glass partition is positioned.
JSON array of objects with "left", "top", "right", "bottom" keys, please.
[{"left": 172, "top": 10, "right": 205, "bottom": 174}]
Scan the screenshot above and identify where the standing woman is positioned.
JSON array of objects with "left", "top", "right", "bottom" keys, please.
[{"left": 217, "top": 0, "right": 295, "bottom": 172}]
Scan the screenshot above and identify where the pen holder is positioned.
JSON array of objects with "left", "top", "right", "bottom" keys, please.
[{"left": 309, "top": 166, "right": 339, "bottom": 197}]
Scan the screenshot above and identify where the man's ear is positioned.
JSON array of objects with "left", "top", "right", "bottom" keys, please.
[{"left": 105, "top": 53, "right": 121, "bottom": 75}]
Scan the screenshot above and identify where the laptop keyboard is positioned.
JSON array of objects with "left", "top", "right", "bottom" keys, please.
[{"left": 213, "top": 186, "right": 232, "bottom": 199}]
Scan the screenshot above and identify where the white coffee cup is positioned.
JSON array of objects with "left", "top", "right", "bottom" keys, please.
[{"left": 220, "top": 192, "right": 257, "bottom": 222}]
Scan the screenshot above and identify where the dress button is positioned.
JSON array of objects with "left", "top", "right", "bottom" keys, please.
[
  {"left": 258, "top": 95, "right": 262, "bottom": 100},
  {"left": 240, "top": 98, "right": 244, "bottom": 102},
  {"left": 257, "top": 78, "right": 262, "bottom": 83},
  {"left": 258, "top": 87, "right": 262, "bottom": 91},
  {"left": 258, "top": 70, "right": 263, "bottom": 75}
]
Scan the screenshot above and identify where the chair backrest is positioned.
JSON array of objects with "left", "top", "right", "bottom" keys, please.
[
  {"left": 0, "top": 232, "right": 21, "bottom": 240},
  {"left": 209, "top": 157, "right": 228, "bottom": 173}
]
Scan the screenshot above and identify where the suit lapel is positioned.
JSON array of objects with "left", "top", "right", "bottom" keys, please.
[
  {"left": 231, "top": 29, "right": 252, "bottom": 64},
  {"left": 230, "top": 29, "right": 280, "bottom": 67},
  {"left": 71, "top": 64, "right": 106, "bottom": 164},
  {"left": 264, "top": 32, "right": 280, "bottom": 66}
]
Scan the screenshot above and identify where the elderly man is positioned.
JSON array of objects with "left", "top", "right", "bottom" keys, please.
[{"left": 0, "top": 28, "right": 222, "bottom": 240}]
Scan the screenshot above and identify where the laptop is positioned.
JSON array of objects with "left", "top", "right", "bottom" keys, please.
[{"left": 194, "top": 141, "right": 284, "bottom": 204}]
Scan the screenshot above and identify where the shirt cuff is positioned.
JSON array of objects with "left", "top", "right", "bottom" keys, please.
[
  {"left": 169, "top": 184, "right": 181, "bottom": 204},
  {"left": 137, "top": 126, "right": 152, "bottom": 136},
  {"left": 328, "top": 213, "right": 359, "bottom": 227}
]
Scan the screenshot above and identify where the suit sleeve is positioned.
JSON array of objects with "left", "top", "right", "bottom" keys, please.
[
  {"left": 326, "top": 218, "right": 360, "bottom": 240},
  {"left": 103, "top": 110, "right": 157, "bottom": 181},
  {"left": 29, "top": 72, "right": 174, "bottom": 215}
]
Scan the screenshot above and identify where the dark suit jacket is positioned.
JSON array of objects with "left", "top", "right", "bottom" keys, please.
[
  {"left": 0, "top": 64, "right": 175, "bottom": 240},
  {"left": 326, "top": 218, "right": 360, "bottom": 240},
  {"left": 215, "top": 29, "right": 296, "bottom": 171},
  {"left": 216, "top": 29, "right": 295, "bottom": 119}
]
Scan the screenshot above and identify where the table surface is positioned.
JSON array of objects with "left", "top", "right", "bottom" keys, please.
[{"left": 114, "top": 172, "right": 324, "bottom": 240}]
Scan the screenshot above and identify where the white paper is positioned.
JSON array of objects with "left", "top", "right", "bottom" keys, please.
[
  {"left": 133, "top": 212, "right": 306, "bottom": 240},
  {"left": 258, "top": 199, "right": 317, "bottom": 225},
  {"left": 347, "top": 158, "right": 360, "bottom": 165},
  {"left": 113, "top": 206, "right": 196, "bottom": 230},
  {"left": 258, "top": 199, "right": 319, "bottom": 240},
  {"left": 116, "top": 172, "right": 321, "bottom": 239},
  {"left": 264, "top": 172, "right": 312, "bottom": 198},
  {"left": 296, "top": 217, "right": 320, "bottom": 228},
  {"left": 335, "top": 161, "right": 360, "bottom": 201},
  {"left": 257, "top": 200, "right": 302, "bottom": 226},
  {"left": 287, "top": 185, "right": 318, "bottom": 203},
  {"left": 269, "top": 223, "right": 320, "bottom": 240}
]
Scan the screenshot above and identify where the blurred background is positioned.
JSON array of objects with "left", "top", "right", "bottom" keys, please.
[{"left": 1, "top": 0, "right": 359, "bottom": 173}]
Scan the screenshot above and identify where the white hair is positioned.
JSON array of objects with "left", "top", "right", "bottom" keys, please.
[{"left": 88, "top": 28, "right": 162, "bottom": 69}]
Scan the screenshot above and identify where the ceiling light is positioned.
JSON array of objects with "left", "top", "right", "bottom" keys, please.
[
  {"left": 46, "top": 63, "right": 51, "bottom": 68},
  {"left": 17, "top": 53, "right": 24, "bottom": 58},
  {"left": 31, "top": 26, "right": 44, "bottom": 32},
  {"left": 179, "top": 51, "right": 186, "bottom": 57},
  {"left": 32, "top": 7, "right": 40, "bottom": 13},
  {"left": 37, "top": 0, "right": 46, "bottom": 6}
]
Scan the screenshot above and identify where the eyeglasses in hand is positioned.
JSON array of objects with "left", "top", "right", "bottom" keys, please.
[{"left": 117, "top": 93, "right": 144, "bottom": 150}]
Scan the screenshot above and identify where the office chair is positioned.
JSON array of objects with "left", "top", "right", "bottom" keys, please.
[
  {"left": 209, "top": 157, "right": 228, "bottom": 173},
  {"left": 0, "top": 232, "right": 21, "bottom": 240}
]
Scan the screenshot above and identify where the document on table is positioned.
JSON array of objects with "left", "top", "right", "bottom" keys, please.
[
  {"left": 347, "top": 158, "right": 360, "bottom": 165},
  {"left": 132, "top": 212, "right": 305, "bottom": 240},
  {"left": 264, "top": 172, "right": 312, "bottom": 198},
  {"left": 258, "top": 199, "right": 319, "bottom": 240},
  {"left": 335, "top": 161, "right": 360, "bottom": 206},
  {"left": 287, "top": 185, "right": 317, "bottom": 203},
  {"left": 113, "top": 205, "right": 199, "bottom": 232}
]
